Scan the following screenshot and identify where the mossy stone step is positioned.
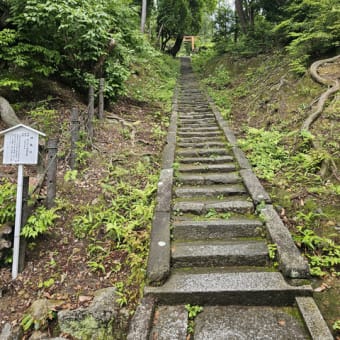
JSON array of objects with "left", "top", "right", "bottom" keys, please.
[
  {"left": 178, "top": 136, "right": 223, "bottom": 143},
  {"left": 177, "top": 141, "right": 226, "bottom": 148},
  {"left": 178, "top": 155, "right": 234, "bottom": 164},
  {"left": 174, "top": 184, "right": 246, "bottom": 198},
  {"left": 172, "top": 240, "right": 268, "bottom": 267},
  {"left": 144, "top": 271, "right": 312, "bottom": 305},
  {"left": 172, "top": 218, "right": 263, "bottom": 240},
  {"left": 177, "top": 148, "right": 229, "bottom": 157},
  {"left": 173, "top": 199, "right": 254, "bottom": 214},
  {"left": 177, "top": 172, "right": 241, "bottom": 185},
  {"left": 178, "top": 163, "right": 236, "bottom": 173}
]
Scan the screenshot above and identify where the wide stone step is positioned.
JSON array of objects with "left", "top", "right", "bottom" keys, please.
[
  {"left": 144, "top": 271, "right": 312, "bottom": 305},
  {"left": 179, "top": 119, "right": 216, "bottom": 125},
  {"left": 172, "top": 240, "right": 268, "bottom": 267},
  {"left": 194, "top": 305, "right": 311, "bottom": 340},
  {"left": 178, "top": 126, "right": 220, "bottom": 132},
  {"left": 179, "top": 155, "right": 234, "bottom": 164},
  {"left": 177, "top": 141, "right": 226, "bottom": 148},
  {"left": 177, "top": 148, "right": 228, "bottom": 157},
  {"left": 178, "top": 136, "right": 223, "bottom": 143},
  {"left": 179, "top": 163, "right": 236, "bottom": 173},
  {"left": 172, "top": 218, "right": 264, "bottom": 240},
  {"left": 173, "top": 199, "right": 254, "bottom": 214},
  {"left": 174, "top": 184, "right": 246, "bottom": 198},
  {"left": 178, "top": 131, "right": 221, "bottom": 138},
  {"left": 177, "top": 173, "right": 241, "bottom": 185}
]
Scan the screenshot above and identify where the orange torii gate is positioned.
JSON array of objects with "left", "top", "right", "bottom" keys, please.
[{"left": 183, "top": 36, "right": 197, "bottom": 51}]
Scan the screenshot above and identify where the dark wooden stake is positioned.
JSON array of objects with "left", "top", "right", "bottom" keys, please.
[
  {"left": 87, "top": 86, "right": 94, "bottom": 141},
  {"left": 18, "top": 176, "right": 29, "bottom": 273},
  {"left": 69, "top": 107, "right": 80, "bottom": 169},
  {"left": 98, "top": 78, "right": 105, "bottom": 120},
  {"left": 46, "top": 139, "right": 58, "bottom": 208}
]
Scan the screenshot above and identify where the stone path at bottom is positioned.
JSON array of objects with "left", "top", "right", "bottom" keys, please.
[{"left": 127, "top": 58, "right": 333, "bottom": 340}]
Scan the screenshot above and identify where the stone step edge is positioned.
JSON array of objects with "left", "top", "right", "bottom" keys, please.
[{"left": 126, "top": 297, "right": 333, "bottom": 340}]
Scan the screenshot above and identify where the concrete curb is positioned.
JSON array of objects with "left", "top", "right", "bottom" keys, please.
[
  {"left": 126, "top": 296, "right": 156, "bottom": 340},
  {"left": 260, "top": 205, "right": 310, "bottom": 278},
  {"left": 146, "top": 86, "right": 178, "bottom": 286},
  {"left": 296, "top": 297, "right": 333, "bottom": 340},
  {"left": 240, "top": 169, "right": 271, "bottom": 205}
]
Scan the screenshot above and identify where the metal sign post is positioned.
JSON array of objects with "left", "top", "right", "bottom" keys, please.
[{"left": 0, "top": 124, "right": 45, "bottom": 279}]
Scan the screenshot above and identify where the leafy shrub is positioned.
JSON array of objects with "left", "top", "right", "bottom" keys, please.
[{"left": 0, "top": 181, "right": 16, "bottom": 224}]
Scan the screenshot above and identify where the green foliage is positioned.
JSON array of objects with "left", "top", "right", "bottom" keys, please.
[
  {"left": 28, "top": 106, "right": 58, "bottom": 136},
  {"left": 185, "top": 304, "right": 203, "bottom": 334},
  {"left": 0, "top": 180, "right": 16, "bottom": 224},
  {"left": 202, "top": 64, "right": 231, "bottom": 89},
  {"left": 294, "top": 226, "right": 340, "bottom": 276},
  {"left": 274, "top": 0, "right": 340, "bottom": 73},
  {"left": 238, "top": 128, "right": 289, "bottom": 180},
  {"left": 268, "top": 243, "right": 277, "bottom": 260},
  {"left": 21, "top": 206, "right": 59, "bottom": 239}
]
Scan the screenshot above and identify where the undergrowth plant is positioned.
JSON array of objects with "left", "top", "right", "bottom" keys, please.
[{"left": 0, "top": 180, "right": 16, "bottom": 224}]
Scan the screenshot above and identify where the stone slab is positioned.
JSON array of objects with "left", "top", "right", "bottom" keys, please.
[
  {"left": 177, "top": 142, "right": 226, "bottom": 148},
  {"left": 172, "top": 240, "right": 268, "bottom": 267},
  {"left": 144, "top": 271, "right": 312, "bottom": 306},
  {"left": 232, "top": 146, "right": 252, "bottom": 169},
  {"left": 178, "top": 126, "right": 220, "bottom": 132},
  {"left": 178, "top": 131, "right": 221, "bottom": 137},
  {"left": 161, "top": 143, "right": 176, "bottom": 169},
  {"left": 240, "top": 169, "right": 271, "bottom": 204},
  {"left": 172, "top": 218, "right": 264, "bottom": 240},
  {"left": 194, "top": 306, "right": 310, "bottom": 340},
  {"left": 296, "top": 297, "right": 333, "bottom": 340},
  {"left": 146, "top": 212, "right": 171, "bottom": 285},
  {"left": 177, "top": 173, "right": 241, "bottom": 185},
  {"left": 261, "top": 205, "right": 310, "bottom": 278},
  {"left": 173, "top": 200, "right": 254, "bottom": 214},
  {"left": 174, "top": 184, "right": 246, "bottom": 198},
  {"left": 177, "top": 136, "right": 222, "bottom": 143},
  {"left": 177, "top": 148, "right": 227, "bottom": 157},
  {"left": 179, "top": 163, "right": 236, "bottom": 173},
  {"left": 149, "top": 305, "right": 188, "bottom": 340},
  {"left": 126, "top": 296, "right": 156, "bottom": 340},
  {"left": 155, "top": 169, "right": 173, "bottom": 212},
  {"left": 178, "top": 155, "right": 234, "bottom": 164}
]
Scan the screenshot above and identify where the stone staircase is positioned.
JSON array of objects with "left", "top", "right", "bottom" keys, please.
[{"left": 127, "top": 58, "right": 333, "bottom": 339}]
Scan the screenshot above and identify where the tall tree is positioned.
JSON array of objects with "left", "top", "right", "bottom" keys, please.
[
  {"left": 157, "top": 0, "right": 217, "bottom": 56},
  {"left": 140, "top": 0, "right": 147, "bottom": 33}
]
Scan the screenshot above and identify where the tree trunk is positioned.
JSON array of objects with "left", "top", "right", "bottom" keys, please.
[
  {"left": 141, "top": 0, "right": 147, "bottom": 33},
  {"left": 169, "top": 35, "right": 184, "bottom": 57},
  {"left": 0, "top": 96, "right": 21, "bottom": 127},
  {"left": 235, "top": 0, "right": 248, "bottom": 34}
]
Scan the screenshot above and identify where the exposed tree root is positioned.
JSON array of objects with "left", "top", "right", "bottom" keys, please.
[
  {"left": 300, "top": 55, "right": 340, "bottom": 181},
  {"left": 301, "top": 55, "right": 340, "bottom": 132},
  {"left": 0, "top": 96, "right": 21, "bottom": 127}
]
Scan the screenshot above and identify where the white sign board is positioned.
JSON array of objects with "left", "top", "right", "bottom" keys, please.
[{"left": 2, "top": 125, "right": 44, "bottom": 165}]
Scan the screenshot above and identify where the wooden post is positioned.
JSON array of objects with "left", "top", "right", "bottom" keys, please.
[
  {"left": 46, "top": 139, "right": 58, "bottom": 208},
  {"left": 69, "top": 107, "right": 80, "bottom": 169},
  {"left": 18, "top": 176, "right": 29, "bottom": 273},
  {"left": 98, "top": 78, "right": 105, "bottom": 120},
  {"left": 87, "top": 86, "right": 94, "bottom": 141}
]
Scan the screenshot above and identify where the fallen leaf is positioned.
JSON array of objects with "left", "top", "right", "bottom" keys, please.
[
  {"left": 78, "top": 295, "right": 93, "bottom": 303},
  {"left": 278, "top": 320, "right": 286, "bottom": 326},
  {"left": 314, "top": 283, "right": 330, "bottom": 292}
]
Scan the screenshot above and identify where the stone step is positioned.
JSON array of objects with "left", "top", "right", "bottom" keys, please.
[
  {"left": 179, "top": 119, "right": 216, "bottom": 124},
  {"left": 179, "top": 155, "right": 234, "bottom": 164},
  {"left": 178, "top": 131, "right": 220, "bottom": 138},
  {"left": 177, "top": 142, "right": 226, "bottom": 148},
  {"left": 194, "top": 305, "right": 311, "bottom": 340},
  {"left": 144, "top": 271, "right": 312, "bottom": 305},
  {"left": 172, "top": 240, "right": 268, "bottom": 267},
  {"left": 177, "top": 125, "right": 220, "bottom": 132},
  {"left": 179, "top": 163, "right": 236, "bottom": 173},
  {"left": 177, "top": 148, "right": 228, "bottom": 157},
  {"left": 178, "top": 136, "right": 223, "bottom": 143},
  {"left": 177, "top": 173, "right": 241, "bottom": 185},
  {"left": 174, "top": 184, "right": 246, "bottom": 198},
  {"left": 149, "top": 305, "right": 188, "bottom": 340},
  {"left": 172, "top": 218, "right": 264, "bottom": 240},
  {"left": 173, "top": 199, "right": 254, "bottom": 214}
]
